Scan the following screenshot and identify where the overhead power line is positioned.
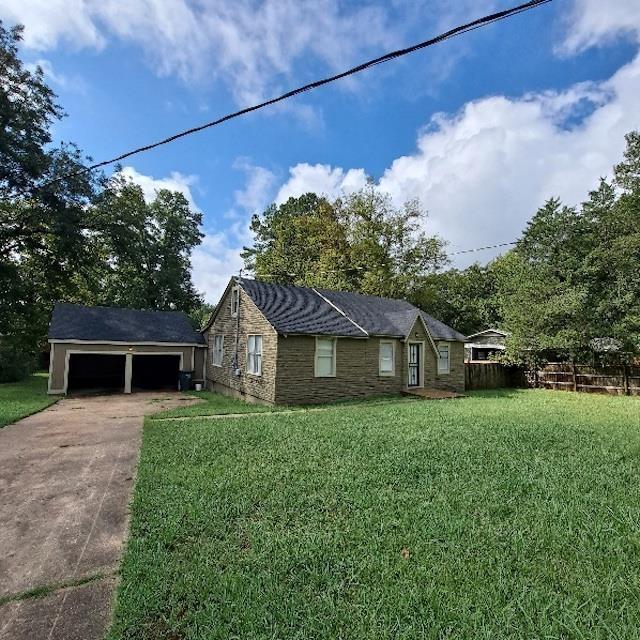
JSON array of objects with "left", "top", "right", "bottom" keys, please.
[
  {"left": 448, "top": 241, "right": 518, "bottom": 256},
  {"left": 33, "top": 0, "right": 551, "bottom": 193},
  {"left": 247, "top": 241, "right": 520, "bottom": 280}
]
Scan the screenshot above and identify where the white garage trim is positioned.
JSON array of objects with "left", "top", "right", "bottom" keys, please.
[
  {"left": 47, "top": 343, "right": 55, "bottom": 393},
  {"left": 50, "top": 339, "right": 202, "bottom": 347},
  {"left": 62, "top": 350, "right": 184, "bottom": 395}
]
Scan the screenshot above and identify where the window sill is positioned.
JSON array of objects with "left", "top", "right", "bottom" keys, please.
[
  {"left": 246, "top": 371, "right": 262, "bottom": 378},
  {"left": 314, "top": 374, "right": 336, "bottom": 378},
  {"left": 212, "top": 363, "right": 223, "bottom": 368},
  {"left": 379, "top": 370, "right": 395, "bottom": 377}
]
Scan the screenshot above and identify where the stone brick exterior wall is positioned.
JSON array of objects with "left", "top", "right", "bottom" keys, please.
[
  {"left": 205, "top": 283, "right": 464, "bottom": 404},
  {"left": 274, "top": 336, "right": 404, "bottom": 405},
  {"left": 205, "top": 284, "right": 278, "bottom": 404},
  {"left": 431, "top": 341, "right": 465, "bottom": 392}
]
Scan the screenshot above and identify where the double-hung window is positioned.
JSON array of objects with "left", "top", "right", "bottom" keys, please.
[
  {"left": 315, "top": 337, "right": 336, "bottom": 377},
  {"left": 379, "top": 340, "right": 395, "bottom": 376},
  {"left": 211, "top": 334, "right": 224, "bottom": 367},
  {"left": 247, "top": 335, "right": 262, "bottom": 376},
  {"left": 437, "top": 342, "right": 450, "bottom": 374}
]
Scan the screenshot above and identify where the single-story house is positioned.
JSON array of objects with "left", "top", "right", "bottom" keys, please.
[
  {"left": 48, "top": 303, "right": 206, "bottom": 394},
  {"left": 465, "top": 328, "right": 508, "bottom": 362},
  {"left": 204, "top": 277, "right": 466, "bottom": 405}
]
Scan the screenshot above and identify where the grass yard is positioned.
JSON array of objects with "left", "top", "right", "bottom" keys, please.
[
  {"left": 110, "top": 390, "right": 640, "bottom": 639},
  {"left": 157, "top": 390, "right": 416, "bottom": 419},
  {"left": 0, "top": 372, "right": 57, "bottom": 428},
  {"left": 154, "top": 390, "right": 280, "bottom": 418}
]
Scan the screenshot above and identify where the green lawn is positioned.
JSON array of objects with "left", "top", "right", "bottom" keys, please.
[
  {"left": 154, "top": 390, "right": 280, "bottom": 418},
  {"left": 110, "top": 390, "right": 640, "bottom": 639},
  {"left": 156, "top": 390, "right": 416, "bottom": 419},
  {"left": 0, "top": 372, "right": 57, "bottom": 428}
]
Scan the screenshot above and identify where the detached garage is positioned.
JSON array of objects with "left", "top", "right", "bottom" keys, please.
[{"left": 47, "top": 303, "right": 207, "bottom": 395}]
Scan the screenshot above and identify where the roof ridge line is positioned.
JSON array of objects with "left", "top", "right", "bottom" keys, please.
[{"left": 311, "top": 288, "right": 369, "bottom": 337}]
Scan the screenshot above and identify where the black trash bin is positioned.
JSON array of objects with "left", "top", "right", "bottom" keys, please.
[{"left": 178, "top": 370, "right": 193, "bottom": 391}]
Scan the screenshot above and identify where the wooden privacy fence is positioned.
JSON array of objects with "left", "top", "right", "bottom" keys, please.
[
  {"left": 534, "top": 362, "right": 640, "bottom": 396},
  {"left": 465, "top": 362, "right": 525, "bottom": 390}
]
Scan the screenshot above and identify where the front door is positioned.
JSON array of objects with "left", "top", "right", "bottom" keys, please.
[{"left": 408, "top": 343, "right": 421, "bottom": 387}]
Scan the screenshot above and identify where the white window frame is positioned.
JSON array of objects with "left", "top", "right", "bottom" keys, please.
[
  {"left": 379, "top": 340, "right": 395, "bottom": 376},
  {"left": 231, "top": 287, "right": 240, "bottom": 317},
  {"left": 247, "top": 334, "right": 262, "bottom": 376},
  {"left": 211, "top": 334, "right": 224, "bottom": 367},
  {"left": 437, "top": 342, "right": 450, "bottom": 374},
  {"left": 314, "top": 337, "right": 336, "bottom": 378}
]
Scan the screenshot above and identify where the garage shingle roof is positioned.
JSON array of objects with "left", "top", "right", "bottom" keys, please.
[
  {"left": 48, "top": 303, "right": 206, "bottom": 344},
  {"left": 239, "top": 278, "right": 465, "bottom": 341}
]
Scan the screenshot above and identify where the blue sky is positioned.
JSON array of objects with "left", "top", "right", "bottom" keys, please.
[{"left": 2, "top": 0, "right": 639, "bottom": 301}]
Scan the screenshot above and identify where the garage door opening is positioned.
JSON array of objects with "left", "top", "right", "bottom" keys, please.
[
  {"left": 67, "top": 353, "right": 125, "bottom": 393},
  {"left": 132, "top": 354, "right": 180, "bottom": 391}
]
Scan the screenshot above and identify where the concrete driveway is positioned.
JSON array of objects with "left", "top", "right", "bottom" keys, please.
[{"left": 0, "top": 392, "right": 198, "bottom": 640}]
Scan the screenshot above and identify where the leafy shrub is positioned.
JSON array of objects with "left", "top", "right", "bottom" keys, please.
[{"left": 0, "top": 344, "right": 36, "bottom": 383}]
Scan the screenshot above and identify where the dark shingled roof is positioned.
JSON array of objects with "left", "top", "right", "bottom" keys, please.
[
  {"left": 48, "top": 303, "right": 206, "bottom": 344},
  {"left": 239, "top": 278, "right": 465, "bottom": 341},
  {"left": 239, "top": 279, "right": 365, "bottom": 337}
]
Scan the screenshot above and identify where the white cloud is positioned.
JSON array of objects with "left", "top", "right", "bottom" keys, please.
[
  {"left": 25, "top": 58, "right": 87, "bottom": 93},
  {"left": 2, "top": 0, "right": 399, "bottom": 107},
  {"left": 191, "top": 233, "right": 245, "bottom": 305},
  {"left": 275, "top": 164, "right": 368, "bottom": 205},
  {"left": 561, "top": 0, "right": 640, "bottom": 54},
  {"left": 194, "top": 159, "right": 278, "bottom": 302},
  {"left": 274, "top": 53, "right": 640, "bottom": 263},
  {"left": 117, "top": 166, "right": 200, "bottom": 211},
  {"left": 2, "top": 0, "right": 105, "bottom": 50},
  {"left": 232, "top": 159, "right": 277, "bottom": 214}
]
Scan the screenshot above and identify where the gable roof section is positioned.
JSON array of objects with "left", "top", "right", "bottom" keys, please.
[
  {"left": 419, "top": 312, "right": 467, "bottom": 342},
  {"left": 239, "top": 278, "right": 465, "bottom": 341},
  {"left": 239, "top": 279, "right": 366, "bottom": 338},
  {"left": 48, "top": 303, "right": 206, "bottom": 344},
  {"left": 466, "top": 328, "right": 509, "bottom": 340}
]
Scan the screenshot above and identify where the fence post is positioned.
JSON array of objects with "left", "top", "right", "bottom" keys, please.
[
  {"left": 623, "top": 363, "right": 630, "bottom": 396},
  {"left": 571, "top": 360, "right": 578, "bottom": 392}
]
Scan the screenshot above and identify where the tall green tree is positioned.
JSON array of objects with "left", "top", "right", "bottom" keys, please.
[
  {"left": 242, "top": 193, "right": 352, "bottom": 289},
  {"left": 86, "top": 175, "right": 203, "bottom": 312},
  {"left": 584, "top": 136, "right": 640, "bottom": 351},
  {"left": 0, "top": 22, "right": 206, "bottom": 376},
  {"left": 412, "top": 263, "right": 501, "bottom": 336},
  {"left": 243, "top": 185, "right": 447, "bottom": 299},
  {"left": 0, "top": 23, "right": 99, "bottom": 355},
  {"left": 496, "top": 198, "right": 592, "bottom": 358},
  {"left": 495, "top": 131, "right": 640, "bottom": 360}
]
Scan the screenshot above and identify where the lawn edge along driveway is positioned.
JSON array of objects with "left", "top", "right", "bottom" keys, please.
[
  {"left": 0, "top": 391, "right": 199, "bottom": 640},
  {"left": 0, "top": 373, "right": 58, "bottom": 429}
]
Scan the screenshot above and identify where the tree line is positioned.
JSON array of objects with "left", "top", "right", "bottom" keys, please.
[
  {"left": 2, "top": 18, "right": 638, "bottom": 381},
  {"left": 0, "top": 23, "right": 206, "bottom": 379},
  {"left": 244, "top": 133, "right": 640, "bottom": 365}
]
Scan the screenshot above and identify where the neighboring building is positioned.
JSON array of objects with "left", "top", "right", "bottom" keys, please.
[
  {"left": 204, "top": 277, "right": 466, "bottom": 405},
  {"left": 47, "top": 303, "right": 206, "bottom": 394},
  {"left": 465, "top": 329, "right": 508, "bottom": 362}
]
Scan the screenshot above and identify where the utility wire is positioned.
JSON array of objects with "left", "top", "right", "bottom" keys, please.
[
  {"left": 31, "top": 0, "right": 551, "bottom": 194},
  {"left": 250, "top": 241, "right": 519, "bottom": 279},
  {"left": 448, "top": 241, "right": 518, "bottom": 256}
]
